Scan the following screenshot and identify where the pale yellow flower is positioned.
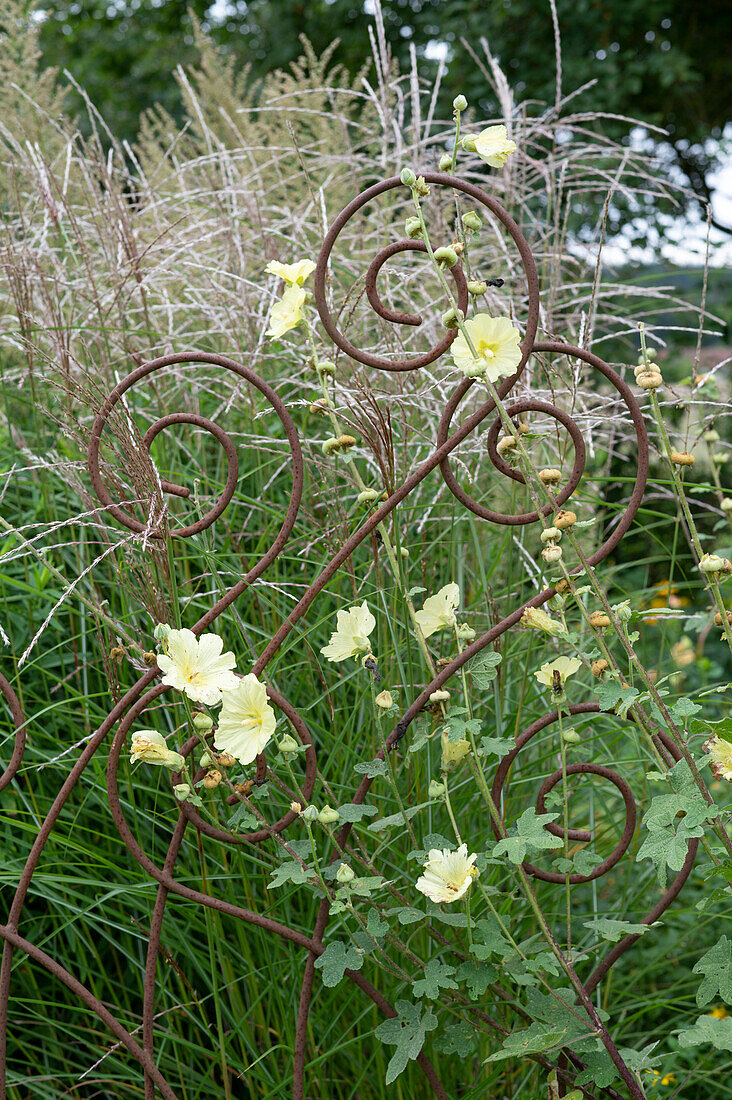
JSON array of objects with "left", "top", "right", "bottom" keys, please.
[
  {"left": 320, "top": 601, "right": 376, "bottom": 662},
  {"left": 473, "top": 125, "right": 517, "bottom": 168},
  {"left": 534, "top": 656, "right": 582, "bottom": 689},
  {"left": 157, "top": 628, "right": 238, "bottom": 706},
  {"left": 415, "top": 583, "right": 460, "bottom": 638},
  {"left": 706, "top": 735, "right": 732, "bottom": 781},
  {"left": 265, "top": 285, "right": 307, "bottom": 339},
  {"left": 265, "top": 258, "right": 316, "bottom": 286},
  {"left": 450, "top": 314, "right": 522, "bottom": 381},
  {"left": 416, "top": 843, "right": 478, "bottom": 903},
  {"left": 130, "top": 729, "right": 185, "bottom": 770},
  {"left": 521, "top": 607, "right": 566, "bottom": 636},
  {"left": 671, "top": 637, "right": 695, "bottom": 667},
  {"left": 441, "top": 733, "right": 471, "bottom": 772},
  {"left": 214, "top": 674, "right": 277, "bottom": 765}
]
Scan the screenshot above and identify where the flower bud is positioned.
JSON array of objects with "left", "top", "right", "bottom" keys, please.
[
  {"left": 562, "top": 730, "right": 581, "bottom": 744},
  {"left": 722, "top": 499, "right": 732, "bottom": 514},
  {"left": 315, "top": 359, "right": 335, "bottom": 377},
  {"left": 699, "top": 554, "right": 725, "bottom": 575},
  {"left": 404, "top": 215, "right": 423, "bottom": 239},
  {"left": 357, "top": 488, "right": 380, "bottom": 504},
  {"left": 542, "top": 545, "right": 563, "bottom": 564},
  {"left": 713, "top": 611, "right": 732, "bottom": 627},
  {"left": 517, "top": 420, "right": 530, "bottom": 435},
  {"left": 589, "top": 611, "right": 611, "bottom": 629},
  {"left": 461, "top": 210, "right": 482, "bottom": 232},
  {"left": 414, "top": 176, "right": 430, "bottom": 197},
  {"left": 637, "top": 370, "right": 663, "bottom": 390},
  {"left": 591, "top": 659, "right": 609, "bottom": 677},
  {"left": 216, "top": 752, "right": 237, "bottom": 767},
  {"left": 442, "top": 306, "right": 464, "bottom": 329},
  {"left": 456, "top": 623, "right": 476, "bottom": 643},
  {"left": 554, "top": 510, "right": 576, "bottom": 529},
  {"left": 461, "top": 135, "right": 477, "bottom": 152},
  {"left": 173, "top": 783, "right": 191, "bottom": 800},
  {"left": 203, "top": 769, "right": 222, "bottom": 789},
  {"left": 200, "top": 751, "right": 212, "bottom": 767},
  {"left": 322, "top": 437, "right": 340, "bottom": 456},
  {"left": 438, "top": 152, "right": 453, "bottom": 172},
  {"left": 670, "top": 451, "right": 695, "bottom": 467},
  {"left": 434, "top": 246, "right": 459, "bottom": 269},
  {"left": 318, "top": 805, "right": 340, "bottom": 825},
  {"left": 400, "top": 547, "right": 409, "bottom": 558},
  {"left": 467, "top": 279, "right": 487, "bottom": 296},
  {"left": 375, "top": 690, "right": 394, "bottom": 709},
  {"left": 310, "top": 397, "right": 332, "bottom": 416},
  {"left": 613, "top": 600, "right": 632, "bottom": 622},
  {"left": 540, "top": 526, "right": 561, "bottom": 543},
  {"left": 539, "top": 469, "right": 562, "bottom": 485},
  {"left": 301, "top": 804, "right": 319, "bottom": 823},
  {"left": 290, "top": 801, "right": 302, "bottom": 814},
  {"left": 712, "top": 453, "right": 730, "bottom": 466},
  {"left": 400, "top": 167, "right": 417, "bottom": 187},
  {"left": 193, "top": 712, "right": 213, "bottom": 732},
  {"left": 278, "top": 734, "right": 300, "bottom": 755},
  {"left": 430, "top": 689, "right": 450, "bottom": 703},
  {"left": 153, "top": 622, "right": 172, "bottom": 643},
  {"left": 453, "top": 94, "right": 468, "bottom": 112},
  {"left": 704, "top": 430, "right": 720, "bottom": 443},
  {"left": 142, "top": 651, "right": 158, "bottom": 666},
  {"left": 336, "top": 862, "right": 355, "bottom": 885},
  {"left": 428, "top": 779, "right": 446, "bottom": 799},
  {"left": 496, "top": 436, "right": 518, "bottom": 455}
]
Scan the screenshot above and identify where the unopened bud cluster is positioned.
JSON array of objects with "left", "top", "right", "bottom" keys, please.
[
  {"left": 540, "top": 525, "right": 562, "bottom": 564},
  {"left": 635, "top": 347, "right": 663, "bottom": 391}
]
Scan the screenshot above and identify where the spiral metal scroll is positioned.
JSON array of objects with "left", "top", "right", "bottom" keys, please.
[{"left": 0, "top": 173, "right": 693, "bottom": 1100}]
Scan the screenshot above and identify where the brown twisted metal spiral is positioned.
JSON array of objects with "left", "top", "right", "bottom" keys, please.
[{"left": 0, "top": 174, "right": 692, "bottom": 1100}]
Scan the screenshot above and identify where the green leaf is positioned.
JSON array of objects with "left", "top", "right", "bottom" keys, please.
[
  {"left": 366, "top": 910, "right": 389, "bottom": 938},
  {"left": 314, "top": 941, "right": 364, "bottom": 987},
  {"left": 470, "top": 915, "right": 514, "bottom": 960},
  {"left": 435, "top": 1021, "right": 474, "bottom": 1057},
  {"left": 354, "top": 758, "right": 388, "bottom": 778},
  {"left": 486, "top": 1020, "right": 569, "bottom": 1062},
  {"left": 368, "top": 803, "right": 426, "bottom": 833},
  {"left": 412, "top": 958, "right": 457, "bottom": 999},
  {"left": 594, "top": 677, "right": 639, "bottom": 717},
  {"left": 466, "top": 649, "right": 502, "bottom": 689},
  {"left": 493, "top": 808, "right": 563, "bottom": 865},
  {"left": 337, "top": 803, "right": 379, "bottom": 822},
  {"left": 267, "top": 861, "right": 310, "bottom": 890},
  {"left": 395, "top": 907, "right": 424, "bottom": 925},
  {"left": 693, "top": 936, "right": 732, "bottom": 1006},
  {"left": 456, "top": 958, "right": 497, "bottom": 999},
  {"left": 678, "top": 1013, "right": 732, "bottom": 1052},
  {"left": 477, "top": 734, "right": 514, "bottom": 758},
  {"left": 374, "top": 1000, "right": 438, "bottom": 1085},
  {"left": 441, "top": 714, "right": 482, "bottom": 743},
  {"left": 584, "top": 918, "right": 659, "bottom": 943},
  {"left": 228, "top": 803, "right": 259, "bottom": 832}
]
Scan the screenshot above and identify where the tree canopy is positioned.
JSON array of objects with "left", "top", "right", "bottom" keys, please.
[{"left": 36, "top": 0, "right": 732, "bottom": 231}]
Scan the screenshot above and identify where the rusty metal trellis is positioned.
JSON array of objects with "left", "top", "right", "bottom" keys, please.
[{"left": 0, "top": 173, "right": 689, "bottom": 1100}]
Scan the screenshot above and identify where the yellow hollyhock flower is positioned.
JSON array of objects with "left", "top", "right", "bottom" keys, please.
[
  {"left": 521, "top": 607, "right": 566, "bottom": 636},
  {"left": 708, "top": 1005, "right": 729, "bottom": 1019},
  {"left": 450, "top": 314, "right": 522, "bottom": 381},
  {"left": 705, "top": 735, "right": 732, "bottom": 781},
  {"left": 473, "top": 124, "right": 517, "bottom": 168},
  {"left": 534, "top": 656, "right": 582, "bottom": 689},
  {"left": 157, "top": 628, "right": 238, "bottom": 706},
  {"left": 265, "top": 285, "right": 307, "bottom": 339},
  {"left": 130, "top": 729, "right": 185, "bottom": 770},
  {"left": 320, "top": 601, "right": 376, "bottom": 662},
  {"left": 415, "top": 583, "right": 460, "bottom": 638},
  {"left": 416, "top": 843, "right": 479, "bottom": 903},
  {"left": 214, "top": 674, "right": 276, "bottom": 765},
  {"left": 265, "top": 258, "right": 316, "bottom": 286}
]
